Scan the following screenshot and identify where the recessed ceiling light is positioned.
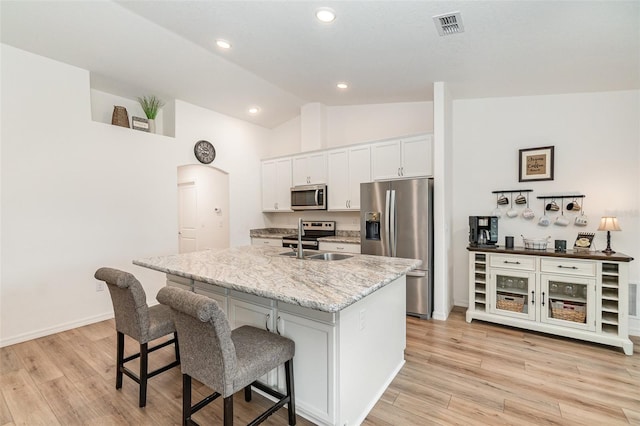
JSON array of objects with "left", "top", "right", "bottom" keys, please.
[
  {"left": 336, "top": 82, "right": 349, "bottom": 89},
  {"left": 215, "top": 39, "right": 232, "bottom": 49},
  {"left": 315, "top": 8, "right": 336, "bottom": 23},
  {"left": 248, "top": 106, "right": 261, "bottom": 115}
]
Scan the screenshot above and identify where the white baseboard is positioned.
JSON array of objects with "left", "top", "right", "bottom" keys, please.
[{"left": 0, "top": 311, "right": 114, "bottom": 348}]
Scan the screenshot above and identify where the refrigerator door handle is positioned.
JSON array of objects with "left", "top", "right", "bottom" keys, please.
[
  {"left": 390, "top": 189, "right": 397, "bottom": 257},
  {"left": 385, "top": 189, "right": 391, "bottom": 255}
]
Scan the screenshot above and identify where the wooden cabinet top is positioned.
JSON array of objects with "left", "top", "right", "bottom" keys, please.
[{"left": 467, "top": 246, "right": 634, "bottom": 262}]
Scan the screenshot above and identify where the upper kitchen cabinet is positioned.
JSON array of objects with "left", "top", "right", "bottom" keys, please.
[
  {"left": 292, "top": 152, "right": 327, "bottom": 186},
  {"left": 371, "top": 134, "right": 433, "bottom": 180},
  {"left": 262, "top": 158, "right": 292, "bottom": 212},
  {"left": 327, "top": 145, "right": 371, "bottom": 211}
]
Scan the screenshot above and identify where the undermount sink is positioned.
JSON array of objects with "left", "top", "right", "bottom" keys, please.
[
  {"left": 279, "top": 250, "right": 316, "bottom": 257},
  {"left": 278, "top": 251, "right": 351, "bottom": 261},
  {"left": 308, "top": 253, "right": 352, "bottom": 261}
]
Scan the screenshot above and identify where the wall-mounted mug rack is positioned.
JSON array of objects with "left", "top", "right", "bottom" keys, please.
[
  {"left": 536, "top": 194, "right": 585, "bottom": 200},
  {"left": 491, "top": 189, "right": 534, "bottom": 194}
]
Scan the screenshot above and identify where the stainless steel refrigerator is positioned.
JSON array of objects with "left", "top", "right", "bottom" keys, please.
[{"left": 360, "top": 178, "right": 433, "bottom": 319}]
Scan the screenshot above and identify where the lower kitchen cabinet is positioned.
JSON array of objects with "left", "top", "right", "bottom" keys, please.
[
  {"left": 467, "top": 248, "right": 634, "bottom": 355},
  {"left": 201, "top": 287, "right": 337, "bottom": 425},
  {"left": 251, "top": 237, "right": 282, "bottom": 247},
  {"left": 318, "top": 241, "right": 360, "bottom": 254},
  {"left": 166, "top": 273, "right": 405, "bottom": 425}
]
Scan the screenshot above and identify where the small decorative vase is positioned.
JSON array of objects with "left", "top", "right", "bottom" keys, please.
[
  {"left": 111, "top": 106, "right": 130, "bottom": 128},
  {"left": 148, "top": 118, "right": 156, "bottom": 134}
]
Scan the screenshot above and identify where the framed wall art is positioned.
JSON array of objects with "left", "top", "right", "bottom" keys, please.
[{"left": 519, "top": 146, "right": 554, "bottom": 182}]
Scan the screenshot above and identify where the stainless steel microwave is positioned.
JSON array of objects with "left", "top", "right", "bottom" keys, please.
[{"left": 290, "top": 184, "right": 327, "bottom": 210}]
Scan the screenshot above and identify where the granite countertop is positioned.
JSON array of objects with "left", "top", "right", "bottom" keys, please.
[
  {"left": 249, "top": 228, "right": 294, "bottom": 239},
  {"left": 134, "top": 246, "right": 419, "bottom": 312},
  {"left": 250, "top": 228, "right": 361, "bottom": 244}
]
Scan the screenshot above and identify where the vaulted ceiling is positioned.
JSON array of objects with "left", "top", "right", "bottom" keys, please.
[{"left": 2, "top": 1, "right": 638, "bottom": 128}]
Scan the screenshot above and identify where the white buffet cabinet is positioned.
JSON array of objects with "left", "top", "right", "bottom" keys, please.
[
  {"left": 166, "top": 272, "right": 406, "bottom": 425},
  {"left": 467, "top": 247, "right": 634, "bottom": 355}
]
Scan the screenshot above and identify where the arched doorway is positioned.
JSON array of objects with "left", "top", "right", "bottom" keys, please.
[{"left": 177, "top": 164, "right": 229, "bottom": 253}]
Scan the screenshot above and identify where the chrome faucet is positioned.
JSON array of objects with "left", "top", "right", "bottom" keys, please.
[{"left": 297, "top": 218, "right": 305, "bottom": 259}]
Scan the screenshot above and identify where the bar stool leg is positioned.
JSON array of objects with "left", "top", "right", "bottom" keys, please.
[
  {"left": 223, "top": 396, "right": 233, "bottom": 426},
  {"left": 182, "top": 374, "right": 191, "bottom": 426},
  {"left": 285, "top": 360, "right": 296, "bottom": 425},
  {"left": 116, "top": 332, "right": 124, "bottom": 390},
  {"left": 139, "top": 343, "right": 148, "bottom": 407}
]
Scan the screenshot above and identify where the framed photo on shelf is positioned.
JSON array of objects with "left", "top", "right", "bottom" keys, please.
[
  {"left": 132, "top": 116, "right": 150, "bottom": 132},
  {"left": 574, "top": 232, "right": 595, "bottom": 251},
  {"left": 519, "top": 146, "right": 554, "bottom": 182}
]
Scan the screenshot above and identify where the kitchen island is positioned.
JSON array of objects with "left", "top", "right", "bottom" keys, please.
[{"left": 134, "top": 245, "right": 421, "bottom": 426}]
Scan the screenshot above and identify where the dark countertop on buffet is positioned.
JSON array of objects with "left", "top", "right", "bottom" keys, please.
[{"left": 467, "top": 245, "right": 634, "bottom": 262}]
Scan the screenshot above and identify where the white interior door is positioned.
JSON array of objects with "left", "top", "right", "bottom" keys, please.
[{"left": 178, "top": 181, "right": 198, "bottom": 253}]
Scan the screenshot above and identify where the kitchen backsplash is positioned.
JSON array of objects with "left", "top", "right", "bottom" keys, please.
[{"left": 263, "top": 210, "right": 361, "bottom": 231}]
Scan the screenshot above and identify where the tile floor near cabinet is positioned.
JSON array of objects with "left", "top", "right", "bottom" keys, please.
[{"left": 1, "top": 307, "right": 638, "bottom": 425}]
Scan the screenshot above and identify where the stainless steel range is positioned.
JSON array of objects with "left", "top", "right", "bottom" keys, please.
[{"left": 282, "top": 220, "right": 336, "bottom": 250}]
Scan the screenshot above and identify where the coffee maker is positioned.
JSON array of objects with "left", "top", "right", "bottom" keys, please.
[{"left": 469, "top": 216, "right": 499, "bottom": 247}]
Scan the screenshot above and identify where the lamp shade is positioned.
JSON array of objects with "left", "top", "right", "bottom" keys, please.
[{"left": 597, "top": 217, "right": 621, "bottom": 232}]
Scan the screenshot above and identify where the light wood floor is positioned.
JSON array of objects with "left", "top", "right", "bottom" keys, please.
[{"left": 1, "top": 307, "right": 639, "bottom": 425}]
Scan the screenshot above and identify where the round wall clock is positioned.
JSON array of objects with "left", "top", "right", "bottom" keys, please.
[{"left": 194, "top": 140, "right": 216, "bottom": 164}]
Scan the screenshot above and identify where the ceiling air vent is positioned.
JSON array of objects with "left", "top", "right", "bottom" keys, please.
[{"left": 433, "top": 11, "right": 464, "bottom": 36}]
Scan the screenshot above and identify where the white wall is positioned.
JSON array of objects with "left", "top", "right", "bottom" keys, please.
[
  {"left": 268, "top": 101, "right": 434, "bottom": 158},
  {"left": 432, "top": 82, "right": 454, "bottom": 320},
  {"left": 173, "top": 101, "right": 269, "bottom": 247},
  {"left": 452, "top": 90, "right": 640, "bottom": 307},
  {"left": 0, "top": 45, "right": 270, "bottom": 346}
]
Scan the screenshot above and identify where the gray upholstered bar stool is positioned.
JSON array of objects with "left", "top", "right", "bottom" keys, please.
[
  {"left": 156, "top": 286, "right": 296, "bottom": 426},
  {"left": 94, "top": 267, "right": 180, "bottom": 408}
]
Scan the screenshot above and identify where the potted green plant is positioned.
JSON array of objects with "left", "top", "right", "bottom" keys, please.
[{"left": 137, "top": 95, "right": 165, "bottom": 133}]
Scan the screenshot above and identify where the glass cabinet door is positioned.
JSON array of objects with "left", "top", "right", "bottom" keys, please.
[
  {"left": 540, "top": 274, "right": 596, "bottom": 331},
  {"left": 490, "top": 269, "right": 537, "bottom": 321}
]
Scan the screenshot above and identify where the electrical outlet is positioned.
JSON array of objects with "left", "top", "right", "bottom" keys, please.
[
  {"left": 96, "top": 282, "right": 105, "bottom": 292},
  {"left": 359, "top": 309, "right": 366, "bottom": 330}
]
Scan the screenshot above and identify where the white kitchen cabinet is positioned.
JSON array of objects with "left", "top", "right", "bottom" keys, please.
[
  {"left": 228, "top": 292, "right": 337, "bottom": 424},
  {"left": 228, "top": 293, "right": 278, "bottom": 386},
  {"left": 327, "top": 145, "right": 371, "bottom": 210},
  {"left": 318, "top": 241, "right": 360, "bottom": 254},
  {"left": 166, "top": 274, "right": 193, "bottom": 291},
  {"left": 371, "top": 134, "right": 433, "bottom": 180},
  {"left": 467, "top": 249, "right": 633, "bottom": 355},
  {"left": 251, "top": 237, "right": 282, "bottom": 247},
  {"left": 194, "top": 281, "right": 228, "bottom": 315},
  {"left": 292, "top": 152, "right": 327, "bottom": 186},
  {"left": 276, "top": 309, "right": 335, "bottom": 423},
  {"left": 262, "top": 157, "right": 292, "bottom": 212}
]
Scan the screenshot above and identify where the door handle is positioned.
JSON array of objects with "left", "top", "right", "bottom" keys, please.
[
  {"left": 531, "top": 290, "right": 535, "bottom": 305},
  {"left": 385, "top": 190, "right": 391, "bottom": 255},
  {"left": 265, "top": 313, "right": 271, "bottom": 332},
  {"left": 541, "top": 292, "right": 545, "bottom": 307},
  {"left": 314, "top": 189, "right": 319, "bottom": 206},
  {"left": 557, "top": 265, "right": 578, "bottom": 269},
  {"left": 390, "top": 190, "right": 397, "bottom": 257},
  {"left": 276, "top": 316, "right": 281, "bottom": 335},
  {"left": 504, "top": 260, "right": 521, "bottom": 264}
]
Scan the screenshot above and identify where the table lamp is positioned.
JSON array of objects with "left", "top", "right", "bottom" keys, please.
[{"left": 597, "top": 216, "right": 621, "bottom": 254}]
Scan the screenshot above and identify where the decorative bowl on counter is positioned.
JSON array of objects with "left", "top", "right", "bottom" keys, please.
[{"left": 521, "top": 235, "right": 550, "bottom": 250}]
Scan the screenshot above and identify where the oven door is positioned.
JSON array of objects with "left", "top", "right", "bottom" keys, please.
[{"left": 291, "top": 185, "right": 327, "bottom": 211}]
